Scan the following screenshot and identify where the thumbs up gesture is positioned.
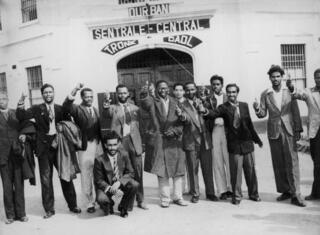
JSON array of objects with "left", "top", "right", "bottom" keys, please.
[
  {"left": 253, "top": 98, "right": 259, "bottom": 111},
  {"left": 18, "top": 92, "right": 27, "bottom": 106}
]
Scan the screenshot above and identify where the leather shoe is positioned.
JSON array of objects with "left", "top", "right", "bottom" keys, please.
[
  {"left": 119, "top": 209, "right": 128, "bottom": 218},
  {"left": 305, "top": 194, "right": 320, "bottom": 201},
  {"left": 226, "top": 191, "right": 233, "bottom": 198},
  {"left": 19, "top": 216, "right": 29, "bottom": 222},
  {"left": 190, "top": 196, "right": 199, "bottom": 203},
  {"left": 70, "top": 207, "right": 82, "bottom": 214},
  {"left": 87, "top": 207, "right": 95, "bottom": 213},
  {"left": 160, "top": 201, "right": 170, "bottom": 208},
  {"left": 277, "top": 192, "right": 291, "bottom": 201},
  {"left": 291, "top": 197, "right": 306, "bottom": 207},
  {"left": 5, "top": 218, "right": 14, "bottom": 224},
  {"left": 232, "top": 198, "right": 241, "bottom": 205},
  {"left": 220, "top": 192, "right": 228, "bottom": 200},
  {"left": 207, "top": 194, "right": 219, "bottom": 201},
  {"left": 249, "top": 196, "right": 261, "bottom": 202},
  {"left": 173, "top": 199, "right": 188, "bottom": 206},
  {"left": 137, "top": 202, "right": 149, "bottom": 210},
  {"left": 43, "top": 211, "right": 55, "bottom": 219}
]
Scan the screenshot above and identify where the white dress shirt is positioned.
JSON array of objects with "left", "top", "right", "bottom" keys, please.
[
  {"left": 214, "top": 93, "right": 224, "bottom": 126},
  {"left": 160, "top": 97, "right": 170, "bottom": 116},
  {"left": 267, "top": 87, "right": 283, "bottom": 110},
  {"left": 119, "top": 103, "right": 131, "bottom": 136}
]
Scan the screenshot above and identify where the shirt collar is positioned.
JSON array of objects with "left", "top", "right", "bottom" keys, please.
[
  {"left": 267, "top": 86, "right": 287, "bottom": 94},
  {"left": 0, "top": 108, "right": 8, "bottom": 113},
  {"left": 228, "top": 101, "right": 239, "bottom": 107}
]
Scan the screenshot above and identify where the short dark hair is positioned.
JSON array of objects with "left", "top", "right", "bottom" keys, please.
[
  {"left": 184, "top": 82, "right": 196, "bottom": 90},
  {"left": 210, "top": 75, "right": 224, "bottom": 85},
  {"left": 41, "top": 83, "right": 54, "bottom": 94},
  {"left": 80, "top": 88, "right": 93, "bottom": 97},
  {"left": 226, "top": 83, "right": 240, "bottom": 93},
  {"left": 116, "top": 84, "right": 128, "bottom": 92},
  {"left": 102, "top": 130, "right": 121, "bottom": 143},
  {"left": 156, "top": 80, "right": 168, "bottom": 88},
  {"left": 314, "top": 68, "right": 320, "bottom": 77},
  {"left": 173, "top": 83, "right": 184, "bottom": 90},
  {"left": 267, "top": 65, "right": 285, "bottom": 77}
]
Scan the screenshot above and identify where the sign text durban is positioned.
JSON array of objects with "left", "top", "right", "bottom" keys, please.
[{"left": 92, "top": 18, "right": 210, "bottom": 40}]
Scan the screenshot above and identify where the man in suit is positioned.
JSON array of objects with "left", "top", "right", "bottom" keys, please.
[
  {"left": 287, "top": 68, "right": 320, "bottom": 200},
  {"left": 102, "top": 84, "right": 147, "bottom": 210},
  {"left": 203, "top": 75, "right": 232, "bottom": 200},
  {"left": 0, "top": 93, "right": 28, "bottom": 224},
  {"left": 16, "top": 84, "right": 81, "bottom": 218},
  {"left": 253, "top": 65, "right": 305, "bottom": 207},
  {"left": 140, "top": 80, "right": 187, "bottom": 208},
  {"left": 204, "top": 84, "right": 262, "bottom": 205},
  {"left": 63, "top": 84, "right": 103, "bottom": 213},
  {"left": 176, "top": 82, "right": 217, "bottom": 203},
  {"left": 93, "top": 130, "right": 138, "bottom": 218}
]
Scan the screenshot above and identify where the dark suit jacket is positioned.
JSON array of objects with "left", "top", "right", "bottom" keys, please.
[
  {"left": 206, "top": 101, "right": 262, "bottom": 155},
  {"left": 203, "top": 93, "right": 228, "bottom": 132},
  {"left": 0, "top": 109, "right": 20, "bottom": 165},
  {"left": 180, "top": 99, "right": 212, "bottom": 151},
  {"left": 16, "top": 103, "right": 69, "bottom": 156},
  {"left": 93, "top": 150, "right": 135, "bottom": 193},
  {"left": 63, "top": 97, "right": 101, "bottom": 150}
]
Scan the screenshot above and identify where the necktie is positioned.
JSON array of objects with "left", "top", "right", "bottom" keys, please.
[
  {"left": 124, "top": 104, "right": 131, "bottom": 125},
  {"left": 233, "top": 105, "right": 240, "bottom": 129},
  {"left": 88, "top": 107, "right": 93, "bottom": 117},
  {"left": 113, "top": 157, "right": 119, "bottom": 181},
  {"left": 2, "top": 111, "right": 8, "bottom": 121},
  {"left": 48, "top": 105, "right": 54, "bottom": 122}
]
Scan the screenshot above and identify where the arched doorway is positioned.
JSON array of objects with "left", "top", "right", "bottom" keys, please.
[{"left": 117, "top": 48, "right": 194, "bottom": 104}]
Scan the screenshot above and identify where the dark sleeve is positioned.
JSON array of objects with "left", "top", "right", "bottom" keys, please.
[
  {"left": 246, "top": 104, "right": 262, "bottom": 145},
  {"left": 93, "top": 158, "right": 110, "bottom": 191},
  {"left": 16, "top": 106, "right": 35, "bottom": 121},
  {"left": 119, "top": 154, "right": 135, "bottom": 186},
  {"left": 204, "top": 104, "right": 225, "bottom": 120},
  {"left": 62, "top": 96, "right": 79, "bottom": 117},
  {"left": 291, "top": 99, "right": 303, "bottom": 133}
]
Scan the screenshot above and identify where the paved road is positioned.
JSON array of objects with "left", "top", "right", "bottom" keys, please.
[{"left": 0, "top": 133, "right": 320, "bottom": 235}]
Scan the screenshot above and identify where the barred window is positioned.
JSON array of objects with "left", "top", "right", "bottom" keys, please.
[
  {"left": 281, "top": 44, "right": 306, "bottom": 89},
  {"left": 26, "top": 65, "right": 43, "bottom": 105},
  {"left": 0, "top": 73, "right": 7, "bottom": 93},
  {"left": 21, "top": 0, "right": 37, "bottom": 23}
]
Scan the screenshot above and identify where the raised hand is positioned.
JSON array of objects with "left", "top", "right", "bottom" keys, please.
[
  {"left": 76, "top": 83, "right": 84, "bottom": 90},
  {"left": 175, "top": 104, "right": 183, "bottom": 116},
  {"left": 103, "top": 90, "right": 112, "bottom": 108},
  {"left": 18, "top": 92, "right": 27, "bottom": 105},
  {"left": 286, "top": 79, "right": 294, "bottom": 92},
  {"left": 253, "top": 98, "right": 260, "bottom": 111}
]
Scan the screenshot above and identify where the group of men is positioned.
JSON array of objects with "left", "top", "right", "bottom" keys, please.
[{"left": 0, "top": 64, "right": 320, "bottom": 224}]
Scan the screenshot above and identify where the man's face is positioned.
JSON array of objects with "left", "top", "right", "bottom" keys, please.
[
  {"left": 269, "top": 71, "right": 283, "bottom": 87},
  {"left": 226, "top": 86, "right": 238, "bottom": 103},
  {"left": 104, "top": 138, "right": 120, "bottom": 156},
  {"left": 0, "top": 94, "right": 8, "bottom": 110},
  {"left": 185, "top": 84, "right": 197, "bottom": 100},
  {"left": 314, "top": 72, "right": 320, "bottom": 87},
  {"left": 211, "top": 79, "right": 223, "bottom": 94},
  {"left": 82, "top": 91, "right": 93, "bottom": 107},
  {"left": 42, "top": 87, "right": 54, "bottom": 104},
  {"left": 157, "top": 82, "right": 169, "bottom": 99},
  {"left": 173, "top": 85, "right": 185, "bottom": 99},
  {"left": 117, "top": 87, "right": 129, "bottom": 103}
]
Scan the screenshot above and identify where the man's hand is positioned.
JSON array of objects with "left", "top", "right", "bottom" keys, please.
[
  {"left": 175, "top": 105, "right": 183, "bottom": 116},
  {"left": 18, "top": 92, "right": 27, "bottom": 106},
  {"left": 109, "top": 181, "right": 121, "bottom": 195},
  {"left": 19, "top": 134, "right": 26, "bottom": 143},
  {"left": 286, "top": 79, "right": 294, "bottom": 93},
  {"left": 253, "top": 98, "right": 260, "bottom": 111},
  {"left": 71, "top": 83, "right": 84, "bottom": 96},
  {"left": 103, "top": 90, "right": 112, "bottom": 109},
  {"left": 198, "top": 101, "right": 206, "bottom": 114}
]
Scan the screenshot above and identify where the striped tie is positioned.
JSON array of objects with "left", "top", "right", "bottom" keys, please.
[{"left": 113, "top": 157, "right": 119, "bottom": 181}]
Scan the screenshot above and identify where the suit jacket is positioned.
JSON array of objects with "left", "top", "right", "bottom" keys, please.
[
  {"left": 16, "top": 103, "right": 70, "bottom": 156},
  {"left": 140, "top": 95, "right": 184, "bottom": 178},
  {"left": 102, "top": 102, "right": 143, "bottom": 156},
  {"left": 0, "top": 109, "right": 20, "bottom": 165},
  {"left": 180, "top": 99, "right": 212, "bottom": 151},
  {"left": 63, "top": 96, "right": 101, "bottom": 150},
  {"left": 203, "top": 93, "right": 228, "bottom": 132},
  {"left": 255, "top": 88, "right": 303, "bottom": 139},
  {"left": 93, "top": 150, "right": 135, "bottom": 193},
  {"left": 292, "top": 87, "right": 320, "bottom": 139},
  {"left": 206, "top": 102, "right": 262, "bottom": 155}
]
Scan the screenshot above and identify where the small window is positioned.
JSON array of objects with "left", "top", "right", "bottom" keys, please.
[
  {"left": 0, "top": 73, "right": 7, "bottom": 93},
  {"left": 281, "top": 44, "right": 307, "bottom": 89},
  {"left": 21, "top": 0, "right": 38, "bottom": 23},
  {"left": 26, "top": 65, "right": 43, "bottom": 105}
]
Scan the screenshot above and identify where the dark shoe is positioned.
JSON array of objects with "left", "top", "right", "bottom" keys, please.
[
  {"left": 137, "top": 202, "right": 148, "bottom": 210},
  {"left": 70, "top": 207, "right": 82, "bottom": 214},
  {"left": 19, "top": 216, "right": 29, "bottom": 222},
  {"left": 249, "top": 196, "right": 261, "bottom": 202},
  {"left": 277, "top": 192, "right": 292, "bottom": 201},
  {"left": 220, "top": 192, "right": 228, "bottom": 200},
  {"left": 226, "top": 191, "right": 233, "bottom": 198},
  {"left": 5, "top": 218, "right": 14, "bottom": 224},
  {"left": 291, "top": 197, "right": 306, "bottom": 207},
  {"left": 191, "top": 196, "right": 199, "bottom": 203},
  {"left": 87, "top": 207, "right": 95, "bottom": 213},
  {"left": 232, "top": 198, "right": 241, "bottom": 205},
  {"left": 43, "top": 211, "right": 55, "bottom": 219},
  {"left": 119, "top": 208, "right": 128, "bottom": 218},
  {"left": 207, "top": 194, "right": 219, "bottom": 201},
  {"left": 305, "top": 194, "right": 320, "bottom": 201}
]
